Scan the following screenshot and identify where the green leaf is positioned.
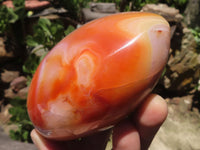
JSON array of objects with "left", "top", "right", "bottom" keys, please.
[
  {"left": 7, "top": 8, "right": 18, "bottom": 23},
  {"left": 22, "top": 131, "right": 29, "bottom": 141},
  {"left": 64, "top": 25, "right": 75, "bottom": 36},
  {"left": 10, "top": 130, "right": 19, "bottom": 140},
  {"left": 13, "top": 0, "right": 25, "bottom": 7},
  {"left": 26, "top": 35, "right": 39, "bottom": 47},
  {"left": 38, "top": 18, "right": 52, "bottom": 36},
  {"left": 13, "top": 0, "right": 26, "bottom": 19},
  {"left": 23, "top": 53, "right": 40, "bottom": 74},
  {"left": 8, "top": 97, "right": 33, "bottom": 142}
]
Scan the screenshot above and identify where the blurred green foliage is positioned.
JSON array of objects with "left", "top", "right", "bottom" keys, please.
[
  {"left": 0, "top": 6, "right": 17, "bottom": 34},
  {"left": 131, "top": 0, "right": 159, "bottom": 10},
  {"left": 0, "top": 0, "right": 26, "bottom": 34},
  {"left": 162, "top": 0, "right": 188, "bottom": 12},
  {"left": 55, "top": 0, "right": 91, "bottom": 21},
  {"left": 22, "top": 53, "right": 42, "bottom": 86},
  {"left": 26, "top": 18, "right": 66, "bottom": 50},
  {"left": 125, "top": 0, "right": 188, "bottom": 11},
  {"left": 64, "top": 25, "right": 76, "bottom": 35},
  {"left": 12, "top": 0, "right": 26, "bottom": 19},
  {"left": 55, "top": 0, "right": 188, "bottom": 17},
  {"left": 0, "top": 0, "right": 27, "bottom": 60},
  {"left": 9, "top": 98, "right": 33, "bottom": 143},
  {"left": 190, "top": 27, "right": 200, "bottom": 53}
]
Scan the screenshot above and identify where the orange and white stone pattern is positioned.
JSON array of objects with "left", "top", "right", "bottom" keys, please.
[{"left": 27, "top": 12, "right": 170, "bottom": 140}]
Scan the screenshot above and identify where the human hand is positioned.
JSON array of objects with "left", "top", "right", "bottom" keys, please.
[{"left": 31, "top": 94, "right": 168, "bottom": 150}]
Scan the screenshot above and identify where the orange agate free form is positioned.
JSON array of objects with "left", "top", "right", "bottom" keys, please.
[{"left": 27, "top": 12, "right": 170, "bottom": 140}]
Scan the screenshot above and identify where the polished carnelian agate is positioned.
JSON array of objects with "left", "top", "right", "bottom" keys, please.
[{"left": 27, "top": 12, "right": 170, "bottom": 140}]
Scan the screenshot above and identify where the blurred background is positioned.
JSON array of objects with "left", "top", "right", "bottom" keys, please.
[{"left": 0, "top": 0, "right": 199, "bottom": 149}]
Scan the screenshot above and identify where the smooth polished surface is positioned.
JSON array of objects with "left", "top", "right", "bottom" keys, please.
[{"left": 27, "top": 12, "right": 170, "bottom": 140}]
